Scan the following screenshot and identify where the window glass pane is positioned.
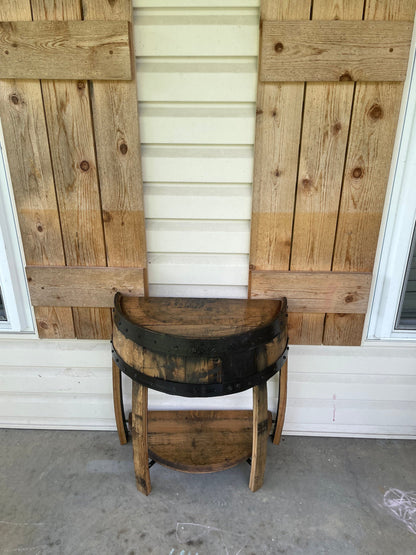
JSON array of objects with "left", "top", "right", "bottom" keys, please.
[
  {"left": 0, "top": 288, "right": 6, "bottom": 321},
  {"left": 396, "top": 224, "right": 416, "bottom": 329}
]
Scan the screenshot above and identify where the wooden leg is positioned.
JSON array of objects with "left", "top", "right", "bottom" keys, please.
[
  {"left": 112, "top": 360, "right": 128, "bottom": 445},
  {"left": 132, "top": 381, "right": 151, "bottom": 495},
  {"left": 249, "top": 382, "right": 269, "bottom": 492},
  {"left": 273, "top": 360, "right": 288, "bottom": 445}
]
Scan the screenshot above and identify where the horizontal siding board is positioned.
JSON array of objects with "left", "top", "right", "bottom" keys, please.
[
  {"left": 145, "top": 220, "right": 250, "bottom": 253},
  {"left": 136, "top": 58, "right": 257, "bottom": 102},
  {"left": 133, "top": 13, "right": 258, "bottom": 56},
  {"left": 285, "top": 398, "right": 416, "bottom": 427},
  {"left": 289, "top": 372, "right": 416, "bottom": 402},
  {"left": 142, "top": 145, "right": 253, "bottom": 183},
  {"left": 148, "top": 284, "right": 248, "bottom": 298},
  {"left": 147, "top": 253, "right": 249, "bottom": 285},
  {"left": 133, "top": 1, "right": 259, "bottom": 7},
  {"left": 139, "top": 102, "right": 255, "bottom": 144},
  {"left": 144, "top": 184, "right": 252, "bottom": 219}
]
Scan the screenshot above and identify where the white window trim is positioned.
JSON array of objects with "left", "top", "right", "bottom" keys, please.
[
  {"left": 0, "top": 121, "right": 35, "bottom": 335},
  {"left": 365, "top": 17, "right": 416, "bottom": 343}
]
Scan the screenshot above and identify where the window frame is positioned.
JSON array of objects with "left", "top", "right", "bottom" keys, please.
[
  {"left": 366, "top": 22, "right": 416, "bottom": 343},
  {"left": 0, "top": 121, "right": 35, "bottom": 335}
]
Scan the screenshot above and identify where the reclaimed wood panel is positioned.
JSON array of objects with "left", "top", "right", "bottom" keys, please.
[
  {"left": 249, "top": 0, "right": 311, "bottom": 272},
  {"left": 0, "top": 20, "right": 132, "bottom": 80},
  {"left": 324, "top": 0, "right": 416, "bottom": 345},
  {"left": 32, "top": 0, "right": 111, "bottom": 340},
  {"left": 0, "top": 0, "right": 74, "bottom": 338},
  {"left": 260, "top": 20, "right": 412, "bottom": 82},
  {"left": 26, "top": 266, "right": 145, "bottom": 307},
  {"left": 83, "top": 0, "right": 147, "bottom": 271},
  {"left": 288, "top": 0, "right": 363, "bottom": 344},
  {"left": 249, "top": 0, "right": 312, "bottom": 342},
  {"left": 250, "top": 271, "right": 371, "bottom": 313}
]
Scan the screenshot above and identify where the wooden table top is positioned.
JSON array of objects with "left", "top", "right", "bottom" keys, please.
[{"left": 118, "top": 296, "right": 286, "bottom": 339}]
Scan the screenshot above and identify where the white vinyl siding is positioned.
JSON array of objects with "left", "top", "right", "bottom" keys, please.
[{"left": 133, "top": 0, "right": 259, "bottom": 298}]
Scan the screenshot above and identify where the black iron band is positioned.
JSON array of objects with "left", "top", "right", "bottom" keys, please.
[
  {"left": 112, "top": 342, "right": 288, "bottom": 398},
  {"left": 113, "top": 293, "right": 287, "bottom": 358}
]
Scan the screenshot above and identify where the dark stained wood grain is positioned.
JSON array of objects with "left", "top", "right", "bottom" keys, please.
[
  {"left": 147, "top": 410, "right": 272, "bottom": 473},
  {"left": 120, "top": 296, "right": 284, "bottom": 338},
  {"left": 249, "top": 383, "right": 269, "bottom": 492},
  {"left": 132, "top": 382, "right": 151, "bottom": 495},
  {"left": 273, "top": 360, "right": 287, "bottom": 445}
]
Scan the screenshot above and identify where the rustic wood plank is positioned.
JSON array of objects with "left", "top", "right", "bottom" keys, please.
[
  {"left": 132, "top": 382, "right": 151, "bottom": 495},
  {"left": 0, "top": 0, "right": 74, "bottom": 338},
  {"left": 249, "top": 382, "right": 269, "bottom": 492},
  {"left": 290, "top": 85, "right": 356, "bottom": 271},
  {"left": 324, "top": 0, "right": 416, "bottom": 345},
  {"left": 323, "top": 313, "right": 365, "bottom": 346},
  {"left": 250, "top": 271, "right": 371, "bottom": 313},
  {"left": 0, "top": 20, "right": 132, "bottom": 80},
  {"left": 273, "top": 359, "right": 287, "bottom": 445},
  {"left": 288, "top": 0, "right": 364, "bottom": 344},
  {"left": 83, "top": 0, "right": 147, "bottom": 272},
  {"left": 112, "top": 360, "right": 128, "bottom": 445},
  {"left": 26, "top": 266, "right": 145, "bottom": 307},
  {"left": 287, "top": 313, "right": 325, "bottom": 345},
  {"left": 147, "top": 410, "right": 272, "bottom": 474},
  {"left": 260, "top": 20, "right": 413, "bottom": 82},
  {"left": 249, "top": 0, "right": 311, "bottom": 273},
  {"left": 31, "top": 0, "right": 112, "bottom": 339}
]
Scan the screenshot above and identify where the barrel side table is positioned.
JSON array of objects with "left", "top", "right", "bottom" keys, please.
[{"left": 111, "top": 294, "right": 288, "bottom": 495}]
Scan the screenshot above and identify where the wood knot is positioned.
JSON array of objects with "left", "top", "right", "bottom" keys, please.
[
  {"left": 352, "top": 167, "right": 363, "bottom": 179},
  {"left": 102, "top": 210, "right": 112, "bottom": 223},
  {"left": 109, "top": 50, "right": 114, "bottom": 55},
  {"left": 369, "top": 104, "right": 383, "bottom": 120},
  {"left": 80, "top": 160, "right": 90, "bottom": 172},
  {"left": 39, "top": 321, "right": 49, "bottom": 330},
  {"left": 4, "top": 50, "right": 9, "bottom": 55},
  {"left": 256, "top": 109, "right": 263, "bottom": 115},
  {"left": 249, "top": 264, "right": 256, "bottom": 270},
  {"left": 119, "top": 143, "right": 128, "bottom": 155},
  {"left": 332, "top": 122, "right": 342, "bottom": 135},
  {"left": 27, "top": 277, "right": 32, "bottom": 282},
  {"left": 339, "top": 72, "right": 352, "bottom": 81},
  {"left": 274, "top": 168, "right": 281, "bottom": 177},
  {"left": 272, "top": 110, "right": 277, "bottom": 117},
  {"left": 302, "top": 178, "right": 313, "bottom": 191},
  {"left": 37, "top": 225, "right": 43, "bottom": 232},
  {"left": 10, "top": 94, "right": 19, "bottom": 105},
  {"left": 77, "top": 81, "right": 86, "bottom": 90},
  {"left": 345, "top": 294, "right": 355, "bottom": 303},
  {"left": 389, "top": 47, "right": 394, "bottom": 52},
  {"left": 274, "top": 42, "right": 284, "bottom": 53}
]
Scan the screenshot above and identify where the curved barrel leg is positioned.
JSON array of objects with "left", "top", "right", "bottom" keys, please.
[
  {"left": 273, "top": 360, "right": 288, "bottom": 445},
  {"left": 132, "top": 381, "right": 151, "bottom": 495},
  {"left": 249, "top": 382, "right": 269, "bottom": 492},
  {"left": 112, "top": 361, "right": 128, "bottom": 445}
]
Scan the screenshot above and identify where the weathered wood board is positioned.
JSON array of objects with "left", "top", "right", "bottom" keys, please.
[
  {"left": 0, "top": 20, "right": 132, "bottom": 79},
  {"left": 261, "top": 21, "right": 413, "bottom": 82}
]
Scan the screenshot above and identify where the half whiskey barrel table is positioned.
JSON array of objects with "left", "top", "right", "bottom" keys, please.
[{"left": 111, "top": 294, "right": 288, "bottom": 495}]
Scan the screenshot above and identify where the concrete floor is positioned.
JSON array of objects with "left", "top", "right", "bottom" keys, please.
[{"left": 0, "top": 430, "right": 415, "bottom": 555}]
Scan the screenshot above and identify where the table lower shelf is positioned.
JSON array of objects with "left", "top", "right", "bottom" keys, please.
[{"left": 146, "top": 409, "right": 272, "bottom": 474}]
